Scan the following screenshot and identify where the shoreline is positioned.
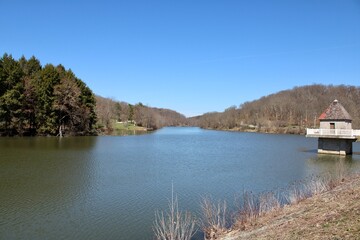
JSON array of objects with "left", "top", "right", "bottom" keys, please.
[
  {"left": 219, "top": 173, "right": 360, "bottom": 240},
  {"left": 199, "top": 126, "right": 307, "bottom": 135}
]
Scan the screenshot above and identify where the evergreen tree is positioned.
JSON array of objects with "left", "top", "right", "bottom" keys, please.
[
  {"left": 75, "top": 77, "right": 97, "bottom": 134},
  {"left": 0, "top": 53, "right": 97, "bottom": 136},
  {"left": 0, "top": 54, "right": 24, "bottom": 135},
  {"left": 35, "top": 64, "right": 60, "bottom": 135},
  {"left": 128, "top": 104, "right": 134, "bottom": 121}
]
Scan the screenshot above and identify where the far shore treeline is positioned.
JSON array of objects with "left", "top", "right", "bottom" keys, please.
[
  {"left": 95, "top": 95, "right": 187, "bottom": 134},
  {"left": 189, "top": 84, "right": 360, "bottom": 134},
  {"left": 0, "top": 53, "right": 187, "bottom": 136},
  {"left": 1, "top": 53, "right": 360, "bottom": 136}
]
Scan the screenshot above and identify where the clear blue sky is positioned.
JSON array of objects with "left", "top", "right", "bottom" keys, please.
[{"left": 1, "top": 0, "right": 359, "bottom": 117}]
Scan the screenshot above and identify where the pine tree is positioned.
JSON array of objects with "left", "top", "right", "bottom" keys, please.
[{"left": 0, "top": 53, "right": 97, "bottom": 136}]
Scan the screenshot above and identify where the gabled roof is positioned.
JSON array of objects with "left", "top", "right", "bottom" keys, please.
[{"left": 319, "top": 99, "right": 352, "bottom": 121}]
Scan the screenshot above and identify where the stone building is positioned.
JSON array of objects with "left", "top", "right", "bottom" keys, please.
[
  {"left": 319, "top": 99, "right": 352, "bottom": 130},
  {"left": 306, "top": 100, "right": 360, "bottom": 155}
]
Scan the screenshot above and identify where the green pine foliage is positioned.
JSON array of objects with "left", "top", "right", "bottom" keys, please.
[{"left": 0, "top": 53, "right": 97, "bottom": 136}]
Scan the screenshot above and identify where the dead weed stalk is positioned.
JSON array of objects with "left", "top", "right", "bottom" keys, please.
[
  {"left": 153, "top": 185, "right": 197, "bottom": 240},
  {"left": 200, "top": 196, "right": 228, "bottom": 240}
]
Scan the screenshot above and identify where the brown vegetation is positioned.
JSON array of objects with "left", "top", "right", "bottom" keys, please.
[
  {"left": 221, "top": 173, "right": 360, "bottom": 240},
  {"left": 200, "top": 197, "right": 228, "bottom": 239},
  {"left": 212, "top": 161, "right": 359, "bottom": 240},
  {"left": 189, "top": 84, "right": 360, "bottom": 134},
  {"left": 163, "top": 161, "right": 354, "bottom": 240},
  {"left": 154, "top": 161, "right": 359, "bottom": 240},
  {"left": 153, "top": 186, "right": 197, "bottom": 240}
]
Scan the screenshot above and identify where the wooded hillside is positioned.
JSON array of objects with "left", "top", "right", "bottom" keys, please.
[
  {"left": 189, "top": 85, "right": 360, "bottom": 134},
  {"left": 0, "top": 53, "right": 187, "bottom": 136},
  {"left": 95, "top": 96, "right": 187, "bottom": 132},
  {"left": 0, "top": 54, "right": 96, "bottom": 136},
  {"left": 2, "top": 53, "right": 358, "bottom": 136}
]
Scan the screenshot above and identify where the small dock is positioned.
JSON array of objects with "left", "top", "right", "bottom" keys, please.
[{"left": 306, "top": 100, "right": 360, "bottom": 155}]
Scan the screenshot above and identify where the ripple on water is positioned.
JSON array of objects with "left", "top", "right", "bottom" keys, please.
[{"left": 1, "top": 129, "right": 360, "bottom": 239}]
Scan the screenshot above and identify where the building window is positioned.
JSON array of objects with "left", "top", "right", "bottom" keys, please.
[{"left": 330, "top": 123, "right": 335, "bottom": 129}]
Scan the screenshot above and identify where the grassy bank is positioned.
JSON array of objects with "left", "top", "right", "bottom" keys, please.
[
  {"left": 153, "top": 163, "right": 360, "bottom": 240},
  {"left": 220, "top": 173, "right": 360, "bottom": 240},
  {"left": 113, "top": 121, "right": 148, "bottom": 132}
]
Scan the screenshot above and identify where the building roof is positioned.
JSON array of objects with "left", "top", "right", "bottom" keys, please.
[{"left": 319, "top": 99, "right": 352, "bottom": 121}]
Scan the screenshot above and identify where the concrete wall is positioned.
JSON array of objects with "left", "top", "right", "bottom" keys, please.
[
  {"left": 318, "top": 138, "right": 354, "bottom": 155},
  {"left": 319, "top": 120, "right": 352, "bottom": 129}
]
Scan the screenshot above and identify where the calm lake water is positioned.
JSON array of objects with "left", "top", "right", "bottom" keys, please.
[{"left": 1, "top": 127, "right": 360, "bottom": 239}]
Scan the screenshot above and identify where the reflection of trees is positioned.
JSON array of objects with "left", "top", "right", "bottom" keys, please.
[
  {"left": 306, "top": 154, "right": 360, "bottom": 175},
  {"left": 0, "top": 137, "right": 97, "bottom": 210}
]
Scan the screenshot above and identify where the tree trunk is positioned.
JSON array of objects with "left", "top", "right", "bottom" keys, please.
[{"left": 59, "top": 125, "right": 63, "bottom": 138}]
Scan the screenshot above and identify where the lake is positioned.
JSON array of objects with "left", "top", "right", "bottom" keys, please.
[{"left": 1, "top": 127, "right": 360, "bottom": 239}]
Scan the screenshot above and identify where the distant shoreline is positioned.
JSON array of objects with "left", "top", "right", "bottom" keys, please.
[{"left": 199, "top": 125, "right": 307, "bottom": 135}]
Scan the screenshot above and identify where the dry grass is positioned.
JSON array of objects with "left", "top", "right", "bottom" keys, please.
[
  {"left": 232, "top": 190, "right": 281, "bottom": 232},
  {"left": 235, "top": 191, "right": 260, "bottom": 226},
  {"left": 222, "top": 173, "right": 360, "bottom": 240},
  {"left": 153, "top": 186, "right": 197, "bottom": 240},
  {"left": 200, "top": 197, "right": 228, "bottom": 239},
  {"left": 333, "top": 159, "right": 348, "bottom": 184},
  {"left": 284, "top": 160, "right": 349, "bottom": 205},
  {"left": 258, "top": 192, "right": 281, "bottom": 216},
  {"left": 154, "top": 161, "right": 355, "bottom": 240},
  {"left": 220, "top": 161, "right": 360, "bottom": 240},
  {"left": 284, "top": 174, "right": 333, "bottom": 205},
  {"left": 233, "top": 160, "right": 349, "bottom": 230}
]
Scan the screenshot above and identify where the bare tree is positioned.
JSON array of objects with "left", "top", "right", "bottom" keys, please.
[{"left": 192, "top": 84, "right": 360, "bottom": 133}]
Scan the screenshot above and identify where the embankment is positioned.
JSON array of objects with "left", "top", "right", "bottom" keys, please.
[{"left": 220, "top": 174, "right": 360, "bottom": 240}]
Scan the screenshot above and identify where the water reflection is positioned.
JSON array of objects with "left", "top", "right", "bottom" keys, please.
[
  {"left": 307, "top": 153, "right": 360, "bottom": 175},
  {"left": 0, "top": 137, "right": 98, "bottom": 239},
  {"left": 0, "top": 129, "right": 359, "bottom": 240},
  {"left": 113, "top": 129, "right": 151, "bottom": 136},
  {"left": 0, "top": 136, "right": 97, "bottom": 150}
]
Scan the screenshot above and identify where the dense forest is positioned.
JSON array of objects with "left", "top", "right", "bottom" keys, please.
[
  {"left": 95, "top": 95, "right": 187, "bottom": 132},
  {"left": 0, "top": 54, "right": 96, "bottom": 136},
  {"left": 189, "top": 85, "right": 360, "bottom": 134}
]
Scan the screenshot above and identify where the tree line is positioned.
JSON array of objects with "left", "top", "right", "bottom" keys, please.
[
  {"left": 0, "top": 54, "right": 96, "bottom": 136},
  {"left": 189, "top": 84, "right": 360, "bottom": 134},
  {"left": 2, "top": 53, "right": 358, "bottom": 137},
  {"left": 0, "top": 53, "right": 187, "bottom": 136},
  {"left": 95, "top": 95, "right": 187, "bottom": 132}
]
